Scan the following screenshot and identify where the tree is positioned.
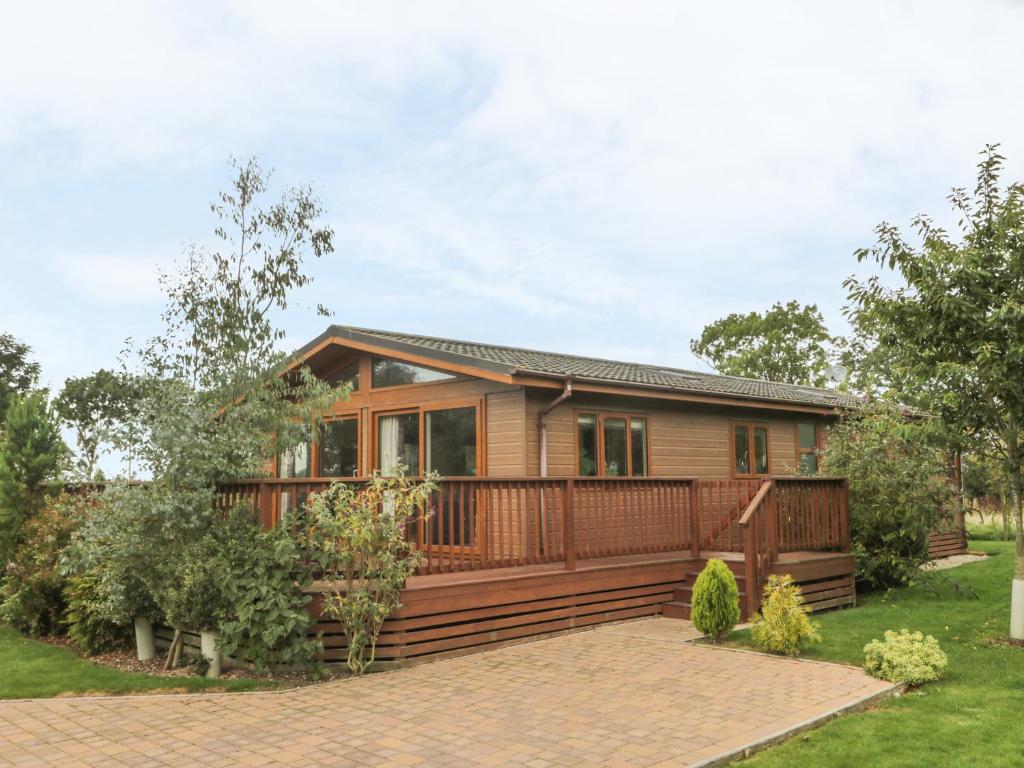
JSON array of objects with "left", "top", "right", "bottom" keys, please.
[
  {"left": 72, "top": 157, "right": 342, "bottom": 665},
  {"left": 845, "top": 144, "right": 1024, "bottom": 637},
  {"left": 0, "top": 333, "right": 41, "bottom": 422},
  {"left": 819, "top": 405, "right": 951, "bottom": 588},
  {"left": 0, "top": 392, "right": 66, "bottom": 563},
  {"left": 54, "top": 370, "right": 143, "bottom": 479},
  {"left": 690, "top": 301, "right": 839, "bottom": 386}
]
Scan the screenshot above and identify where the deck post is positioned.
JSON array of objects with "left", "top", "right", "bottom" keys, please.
[
  {"left": 563, "top": 479, "right": 576, "bottom": 571},
  {"left": 257, "top": 482, "right": 273, "bottom": 529},
  {"left": 689, "top": 481, "right": 700, "bottom": 558},
  {"left": 839, "top": 478, "right": 850, "bottom": 552},
  {"left": 742, "top": 517, "right": 758, "bottom": 618},
  {"left": 766, "top": 483, "right": 779, "bottom": 562}
]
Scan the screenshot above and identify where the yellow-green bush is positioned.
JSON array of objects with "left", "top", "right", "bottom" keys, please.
[
  {"left": 690, "top": 558, "right": 740, "bottom": 641},
  {"left": 751, "top": 574, "right": 821, "bottom": 656},
  {"left": 863, "top": 629, "right": 948, "bottom": 685}
]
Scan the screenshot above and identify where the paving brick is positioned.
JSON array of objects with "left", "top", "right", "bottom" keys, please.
[{"left": 0, "top": 618, "right": 892, "bottom": 768}]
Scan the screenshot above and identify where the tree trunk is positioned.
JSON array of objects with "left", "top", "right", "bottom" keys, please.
[{"left": 1009, "top": 456, "right": 1024, "bottom": 640}]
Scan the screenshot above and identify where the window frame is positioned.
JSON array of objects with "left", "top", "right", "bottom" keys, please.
[
  {"left": 796, "top": 420, "right": 819, "bottom": 476},
  {"left": 573, "top": 410, "right": 651, "bottom": 477},
  {"left": 316, "top": 413, "right": 362, "bottom": 478},
  {"left": 276, "top": 411, "right": 363, "bottom": 479},
  {"left": 730, "top": 421, "right": 771, "bottom": 478},
  {"left": 371, "top": 398, "right": 484, "bottom": 477}
]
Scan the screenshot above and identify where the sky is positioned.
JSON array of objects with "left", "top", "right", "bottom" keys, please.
[{"left": 4, "top": 1, "right": 1024, "bottom": 418}]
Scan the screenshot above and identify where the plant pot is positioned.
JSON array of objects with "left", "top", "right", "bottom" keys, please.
[
  {"left": 134, "top": 617, "right": 155, "bottom": 661},
  {"left": 200, "top": 630, "right": 221, "bottom": 679}
]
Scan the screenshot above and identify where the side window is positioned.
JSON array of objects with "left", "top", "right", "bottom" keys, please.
[
  {"left": 797, "top": 421, "right": 818, "bottom": 475},
  {"left": 576, "top": 412, "right": 649, "bottom": 476},
  {"left": 732, "top": 423, "right": 769, "bottom": 477}
]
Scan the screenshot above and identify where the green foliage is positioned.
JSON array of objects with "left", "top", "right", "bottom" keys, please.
[
  {"left": 845, "top": 144, "right": 1024, "bottom": 580},
  {"left": 0, "top": 495, "right": 84, "bottom": 636},
  {"left": 750, "top": 574, "right": 821, "bottom": 656},
  {"left": 308, "top": 472, "right": 437, "bottom": 674},
  {"left": 863, "top": 629, "right": 948, "bottom": 685},
  {"left": 0, "top": 392, "right": 66, "bottom": 562},
  {"left": 819, "top": 405, "right": 952, "bottom": 589},
  {"left": 0, "top": 333, "right": 41, "bottom": 422},
  {"left": 690, "top": 558, "right": 741, "bottom": 641},
  {"left": 215, "top": 506, "right": 320, "bottom": 673},
  {"left": 152, "top": 534, "right": 229, "bottom": 633},
  {"left": 64, "top": 573, "right": 132, "bottom": 655},
  {"left": 62, "top": 485, "right": 162, "bottom": 625},
  {"left": 690, "top": 301, "right": 840, "bottom": 386},
  {"left": 54, "top": 369, "right": 143, "bottom": 480}
]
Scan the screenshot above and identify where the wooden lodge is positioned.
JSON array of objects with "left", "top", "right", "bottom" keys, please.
[{"left": 221, "top": 326, "right": 867, "bottom": 666}]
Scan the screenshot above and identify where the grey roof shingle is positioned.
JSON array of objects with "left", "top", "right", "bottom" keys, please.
[{"left": 303, "top": 325, "right": 860, "bottom": 410}]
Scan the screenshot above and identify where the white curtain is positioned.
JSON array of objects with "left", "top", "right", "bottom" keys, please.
[{"left": 379, "top": 415, "right": 401, "bottom": 475}]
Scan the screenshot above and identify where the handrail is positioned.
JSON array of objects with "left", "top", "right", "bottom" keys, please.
[{"left": 737, "top": 480, "right": 774, "bottom": 527}]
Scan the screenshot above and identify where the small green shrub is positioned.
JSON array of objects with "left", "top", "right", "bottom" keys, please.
[
  {"left": 690, "top": 558, "right": 740, "bottom": 641},
  {"left": 64, "top": 573, "right": 132, "bottom": 655},
  {"left": 751, "top": 574, "right": 821, "bottom": 656},
  {"left": 863, "top": 629, "right": 948, "bottom": 685}
]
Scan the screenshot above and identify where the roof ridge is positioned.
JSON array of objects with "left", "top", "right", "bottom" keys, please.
[{"left": 336, "top": 325, "right": 842, "bottom": 396}]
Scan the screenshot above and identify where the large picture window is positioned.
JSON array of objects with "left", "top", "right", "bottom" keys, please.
[
  {"left": 377, "top": 404, "right": 479, "bottom": 477},
  {"left": 576, "top": 412, "right": 648, "bottom": 476},
  {"left": 732, "top": 423, "right": 769, "bottom": 477}
]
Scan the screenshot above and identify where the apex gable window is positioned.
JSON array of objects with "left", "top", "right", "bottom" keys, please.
[
  {"left": 576, "top": 412, "right": 648, "bottom": 477},
  {"left": 732, "top": 422, "right": 769, "bottom": 477},
  {"left": 797, "top": 421, "right": 819, "bottom": 475},
  {"left": 326, "top": 360, "right": 360, "bottom": 392},
  {"left": 371, "top": 357, "right": 455, "bottom": 389}
]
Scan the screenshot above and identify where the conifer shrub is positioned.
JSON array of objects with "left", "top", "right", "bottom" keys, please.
[
  {"left": 690, "top": 558, "right": 740, "bottom": 641},
  {"left": 863, "top": 629, "right": 948, "bottom": 685},
  {"left": 750, "top": 574, "right": 821, "bottom": 656}
]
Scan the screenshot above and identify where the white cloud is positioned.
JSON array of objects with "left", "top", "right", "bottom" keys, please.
[
  {"left": 47, "top": 251, "right": 169, "bottom": 303},
  {"left": 5, "top": 0, "right": 1024, "bottom": 375}
]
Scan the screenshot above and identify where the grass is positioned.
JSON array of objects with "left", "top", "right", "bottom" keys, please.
[
  {"left": 731, "top": 540, "right": 1024, "bottom": 768},
  {"left": 0, "top": 626, "right": 275, "bottom": 699}
]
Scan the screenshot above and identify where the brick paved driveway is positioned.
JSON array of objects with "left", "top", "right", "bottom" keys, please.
[{"left": 0, "top": 618, "right": 895, "bottom": 768}]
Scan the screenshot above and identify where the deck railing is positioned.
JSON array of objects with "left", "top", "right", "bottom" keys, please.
[
  {"left": 737, "top": 477, "right": 849, "bottom": 616},
  {"left": 214, "top": 475, "right": 848, "bottom": 577}
]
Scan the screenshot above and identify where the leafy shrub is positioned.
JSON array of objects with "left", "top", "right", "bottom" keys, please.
[
  {"left": 308, "top": 472, "right": 437, "bottom": 674},
  {"left": 62, "top": 484, "right": 162, "bottom": 626},
  {"left": 690, "top": 558, "right": 740, "bottom": 641},
  {"left": 751, "top": 574, "right": 821, "bottom": 656},
  {"left": 863, "top": 629, "right": 948, "bottom": 685},
  {"left": 153, "top": 535, "right": 228, "bottom": 633},
  {"left": 819, "top": 406, "right": 952, "bottom": 589},
  {"left": 215, "top": 505, "right": 320, "bottom": 673},
  {"left": 64, "top": 573, "right": 132, "bottom": 654},
  {"left": 0, "top": 495, "right": 83, "bottom": 636}
]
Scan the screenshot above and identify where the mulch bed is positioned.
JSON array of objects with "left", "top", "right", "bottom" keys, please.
[
  {"left": 40, "top": 635, "right": 344, "bottom": 687},
  {"left": 985, "top": 636, "right": 1024, "bottom": 649}
]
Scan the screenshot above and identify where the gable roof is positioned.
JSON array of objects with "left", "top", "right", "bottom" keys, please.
[{"left": 296, "top": 325, "right": 861, "bottom": 411}]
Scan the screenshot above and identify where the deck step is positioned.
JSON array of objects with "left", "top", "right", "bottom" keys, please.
[{"left": 661, "top": 601, "right": 691, "bottom": 619}]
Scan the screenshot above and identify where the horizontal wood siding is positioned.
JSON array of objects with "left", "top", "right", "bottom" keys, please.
[
  {"left": 525, "top": 389, "right": 830, "bottom": 480},
  {"left": 485, "top": 390, "right": 526, "bottom": 476}
]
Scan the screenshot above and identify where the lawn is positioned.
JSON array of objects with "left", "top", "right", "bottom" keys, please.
[
  {"left": 0, "top": 626, "right": 274, "bottom": 699},
  {"left": 734, "top": 540, "right": 1024, "bottom": 768}
]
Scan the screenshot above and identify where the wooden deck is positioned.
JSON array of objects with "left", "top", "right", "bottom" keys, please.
[{"left": 220, "top": 475, "right": 854, "bottom": 666}]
